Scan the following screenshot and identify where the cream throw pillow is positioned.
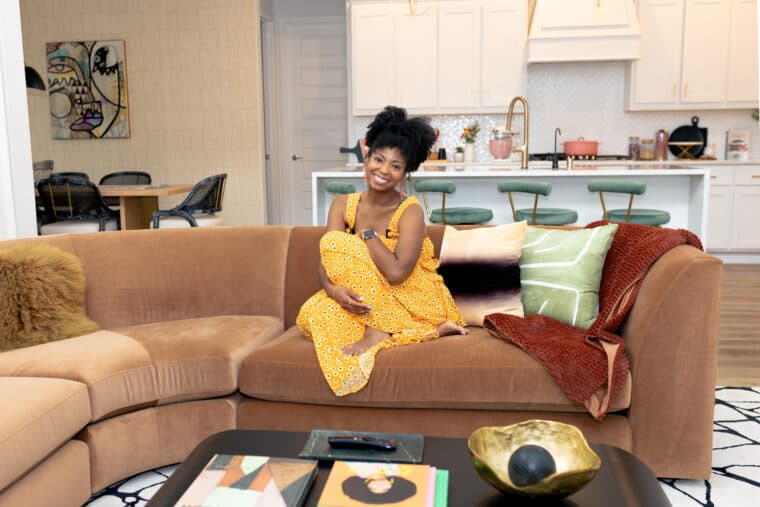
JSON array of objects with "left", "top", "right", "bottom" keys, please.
[{"left": 438, "top": 222, "right": 527, "bottom": 326}]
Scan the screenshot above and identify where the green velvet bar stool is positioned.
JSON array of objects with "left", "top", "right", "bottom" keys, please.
[
  {"left": 325, "top": 181, "right": 356, "bottom": 200},
  {"left": 497, "top": 181, "right": 578, "bottom": 225},
  {"left": 413, "top": 180, "right": 493, "bottom": 225},
  {"left": 588, "top": 179, "right": 670, "bottom": 226}
]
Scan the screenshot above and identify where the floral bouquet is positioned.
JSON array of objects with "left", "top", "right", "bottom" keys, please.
[{"left": 461, "top": 121, "right": 480, "bottom": 143}]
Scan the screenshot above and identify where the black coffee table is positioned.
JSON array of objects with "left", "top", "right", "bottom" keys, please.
[{"left": 147, "top": 429, "right": 670, "bottom": 506}]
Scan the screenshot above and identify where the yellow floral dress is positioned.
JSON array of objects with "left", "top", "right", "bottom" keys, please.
[{"left": 296, "top": 193, "right": 465, "bottom": 396}]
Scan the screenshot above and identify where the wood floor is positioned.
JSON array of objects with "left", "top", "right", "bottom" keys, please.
[{"left": 716, "top": 264, "right": 760, "bottom": 386}]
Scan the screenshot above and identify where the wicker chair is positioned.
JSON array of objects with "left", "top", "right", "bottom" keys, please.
[
  {"left": 151, "top": 173, "right": 227, "bottom": 228},
  {"left": 99, "top": 171, "right": 152, "bottom": 206},
  {"left": 36, "top": 176, "right": 120, "bottom": 235},
  {"left": 53, "top": 171, "right": 90, "bottom": 181},
  {"left": 99, "top": 171, "right": 152, "bottom": 185}
]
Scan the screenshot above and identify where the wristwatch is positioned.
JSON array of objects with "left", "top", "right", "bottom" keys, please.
[{"left": 361, "top": 229, "right": 377, "bottom": 241}]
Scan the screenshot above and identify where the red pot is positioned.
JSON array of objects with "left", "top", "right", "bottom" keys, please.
[{"left": 563, "top": 137, "right": 599, "bottom": 156}]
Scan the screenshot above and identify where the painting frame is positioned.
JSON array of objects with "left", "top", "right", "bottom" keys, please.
[{"left": 46, "top": 39, "right": 130, "bottom": 139}]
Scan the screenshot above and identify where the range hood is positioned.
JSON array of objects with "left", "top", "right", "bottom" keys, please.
[{"left": 527, "top": 0, "right": 641, "bottom": 63}]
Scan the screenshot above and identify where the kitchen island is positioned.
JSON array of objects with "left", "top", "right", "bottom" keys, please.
[{"left": 312, "top": 163, "right": 710, "bottom": 240}]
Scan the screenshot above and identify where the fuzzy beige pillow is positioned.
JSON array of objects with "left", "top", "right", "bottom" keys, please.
[{"left": 0, "top": 244, "right": 98, "bottom": 351}]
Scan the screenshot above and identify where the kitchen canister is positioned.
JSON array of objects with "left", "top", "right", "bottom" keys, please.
[
  {"left": 655, "top": 129, "right": 669, "bottom": 161},
  {"left": 640, "top": 139, "right": 655, "bottom": 160}
]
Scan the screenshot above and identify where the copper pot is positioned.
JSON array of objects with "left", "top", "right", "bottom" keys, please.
[{"left": 563, "top": 137, "right": 599, "bottom": 156}]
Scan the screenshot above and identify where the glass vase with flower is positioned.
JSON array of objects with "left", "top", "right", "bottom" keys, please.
[{"left": 460, "top": 122, "right": 480, "bottom": 163}]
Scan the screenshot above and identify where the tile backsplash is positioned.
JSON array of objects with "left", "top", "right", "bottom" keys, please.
[{"left": 351, "top": 61, "right": 760, "bottom": 163}]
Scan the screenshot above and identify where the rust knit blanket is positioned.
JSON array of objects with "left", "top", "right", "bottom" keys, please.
[{"left": 483, "top": 221, "right": 702, "bottom": 420}]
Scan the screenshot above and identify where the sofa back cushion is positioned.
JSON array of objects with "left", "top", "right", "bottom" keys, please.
[{"left": 0, "top": 227, "right": 292, "bottom": 329}]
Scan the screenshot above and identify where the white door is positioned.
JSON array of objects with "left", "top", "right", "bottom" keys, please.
[{"left": 280, "top": 18, "right": 348, "bottom": 225}]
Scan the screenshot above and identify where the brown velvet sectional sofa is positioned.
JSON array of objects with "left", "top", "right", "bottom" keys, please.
[{"left": 0, "top": 225, "right": 721, "bottom": 506}]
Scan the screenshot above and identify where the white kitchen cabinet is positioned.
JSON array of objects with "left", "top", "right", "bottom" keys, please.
[
  {"left": 437, "top": 2, "right": 481, "bottom": 109},
  {"left": 480, "top": 0, "right": 527, "bottom": 108},
  {"left": 351, "top": 3, "right": 395, "bottom": 113},
  {"left": 706, "top": 166, "right": 760, "bottom": 252},
  {"left": 627, "top": 0, "right": 758, "bottom": 110},
  {"left": 706, "top": 170, "right": 734, "bottom": 250},
  {"left": 628, "top": 0, "right": 684, "bottom": 106},
  {"left": 394, "top": 2, "right": 438, "bottom": 108},
  {"left": 726, "top": 0, "right": 759, "bottom": 104},
  {"left": 350, "top": 0, "right": 526, "bottom": 115}
]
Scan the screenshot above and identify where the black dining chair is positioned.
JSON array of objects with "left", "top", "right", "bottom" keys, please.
[
  {"left": 36, "top": 176, "right": 120, "bottom": 235},
  {"left": 99, "top": 171, "right": 152, "bottom": 206},
  {"left": 99, "top": 171, "right": 152, "bottom": 185},
  {"left": 151, "top": 173, "right": 227, "bottom": 228},
  {"left": 53, "top": 171, "right": 90, "bottom": 181}
]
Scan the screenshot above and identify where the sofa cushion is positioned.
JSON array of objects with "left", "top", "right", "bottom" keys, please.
[
  {"left": 114, "top": 315, "right": 283, "bottom": 404},
  {"left": 0, "top": 330, "right": 156, "bottom": 421},
  {"left": 0, "top": 377, "right": 91, "bottom": 492},
  {"left": 0, "top": 316, "right": 283, "bottom": 422},
  {"left": 0, "top": 440, "right": 91, "bottom": 507},
  {"left": 239, "top": 326, "right": 631, "bottom": 413}
]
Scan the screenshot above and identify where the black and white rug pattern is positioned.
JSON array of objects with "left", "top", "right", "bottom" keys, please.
[{"left": 85, "top": 387, "right": 760, "bottom": 507}]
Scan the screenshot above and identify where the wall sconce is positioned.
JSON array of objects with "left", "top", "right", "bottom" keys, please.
[{"left": 25, "top": 65, "right": 45, "bottom": 91}]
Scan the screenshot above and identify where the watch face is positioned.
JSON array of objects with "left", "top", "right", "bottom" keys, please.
[{"left": 362, "top": 229, "right": 376, "bottom": 240}]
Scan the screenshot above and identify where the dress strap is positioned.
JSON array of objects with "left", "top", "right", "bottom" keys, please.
[
  {"left": 387, "top": 196, "right": 421, "bottom": 238},
  {"left": 344, "top": 192, "right": 361, "bottom": 233}
]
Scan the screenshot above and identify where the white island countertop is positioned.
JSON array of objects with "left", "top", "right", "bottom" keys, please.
[{"left": 312, "top": 163, "right": 711, "bottom": 241}]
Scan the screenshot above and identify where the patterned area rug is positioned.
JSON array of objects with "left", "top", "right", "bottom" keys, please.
[{"left": 84, "top": 387, "right": 760, "bottom": 507}]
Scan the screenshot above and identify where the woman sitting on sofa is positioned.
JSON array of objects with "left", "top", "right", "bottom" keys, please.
[{"left": 296, "top": 106, "right": 467, "bottom": 396}]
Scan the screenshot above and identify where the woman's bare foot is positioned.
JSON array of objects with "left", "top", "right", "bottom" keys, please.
[
  {"left": 342, "top": 327, "right": 389, "bottom": 356},
  {"left": 437, "top": 321, "right": 469, "bottom": 337}
]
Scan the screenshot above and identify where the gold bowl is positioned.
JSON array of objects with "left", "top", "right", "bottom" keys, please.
[{"left": 467, "top": 420, "right": 601, "bottom": 498}]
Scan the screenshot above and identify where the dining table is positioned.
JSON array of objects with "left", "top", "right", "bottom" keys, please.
[{"left": 99, "top": 184, "right": 194, "bottom": 230}]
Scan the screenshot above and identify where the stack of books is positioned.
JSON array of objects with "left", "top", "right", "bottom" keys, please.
[
  {"left": 317, "top": 460, "right": 449, "bottom": 507},
  {"left": 174, "top": 454, "right": 318, "bottom": 507}
]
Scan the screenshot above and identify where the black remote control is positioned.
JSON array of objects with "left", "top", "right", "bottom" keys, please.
[{"left": 327, "top": 435, "right": 397, "bottom": 451}]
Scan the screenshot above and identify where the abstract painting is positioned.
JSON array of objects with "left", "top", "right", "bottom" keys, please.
[{"left": 46, "top": 40, "right": 130, "bottom": 139}]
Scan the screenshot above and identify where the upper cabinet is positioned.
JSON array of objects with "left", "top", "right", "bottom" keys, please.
[
  {"left": 350, "top": 0, "right": 527, "bottom": 115},
  {"left": 627, "top": 0, "right": 758, "bottom": 110}
]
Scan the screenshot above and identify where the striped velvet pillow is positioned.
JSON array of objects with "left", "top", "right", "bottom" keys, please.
[{"left": 438, "top": 222, "right": 527, "bottom": 326}]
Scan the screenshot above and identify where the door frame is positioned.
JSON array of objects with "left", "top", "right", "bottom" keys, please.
[{"left": 261, "top": 17, "right": 281, "bottom": 224}]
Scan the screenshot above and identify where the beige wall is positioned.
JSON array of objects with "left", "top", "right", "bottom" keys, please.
[{"left": 20, "top": 0, "right": 267, "bottom": 225}]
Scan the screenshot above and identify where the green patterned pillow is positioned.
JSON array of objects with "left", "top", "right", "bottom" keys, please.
[{"left": 519, "top": 224, "right": 618, "bottom": 329}]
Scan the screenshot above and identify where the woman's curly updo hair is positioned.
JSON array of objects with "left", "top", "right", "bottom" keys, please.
[{"left": 364, "top": 106, "right": 436, "bottom": 173}]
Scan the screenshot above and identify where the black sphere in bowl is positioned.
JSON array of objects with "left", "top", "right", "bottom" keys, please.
[{"left": 508, "top": 444, "right": 557, "bottom": 487}]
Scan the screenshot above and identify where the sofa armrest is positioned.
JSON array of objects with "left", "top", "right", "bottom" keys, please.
[{"left": 620, "top": 244, "right": 722, "bottom": 479}]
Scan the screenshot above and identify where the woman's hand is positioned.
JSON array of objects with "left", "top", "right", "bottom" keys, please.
[{"left": 327, "top": 285, "right": 373, "bottom": 314}]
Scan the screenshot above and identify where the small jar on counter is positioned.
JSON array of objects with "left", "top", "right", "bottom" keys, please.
[
  {"left": 640, "top": 138, "right": 655, "bottom": 160},
  {"left": 628, "top": 136, "right": 641, "bottom": 160},
  {"left": 655, "top": 129, "right": 669, "bottom": 161}
]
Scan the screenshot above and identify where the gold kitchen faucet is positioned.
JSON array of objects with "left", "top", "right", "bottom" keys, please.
[{"left": 506, "top": 96, "right": 529, "bottom": 170}]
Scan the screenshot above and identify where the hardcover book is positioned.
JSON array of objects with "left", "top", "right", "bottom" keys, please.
[
  {"left": 726, "top": 129, "right": 750, "bottom": 160},
  {"left": 175, "top": 454, "right": 318, "bottom": 507},
  {"left": 317, "top": 461, "right": 435, "bottom": 507}
]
